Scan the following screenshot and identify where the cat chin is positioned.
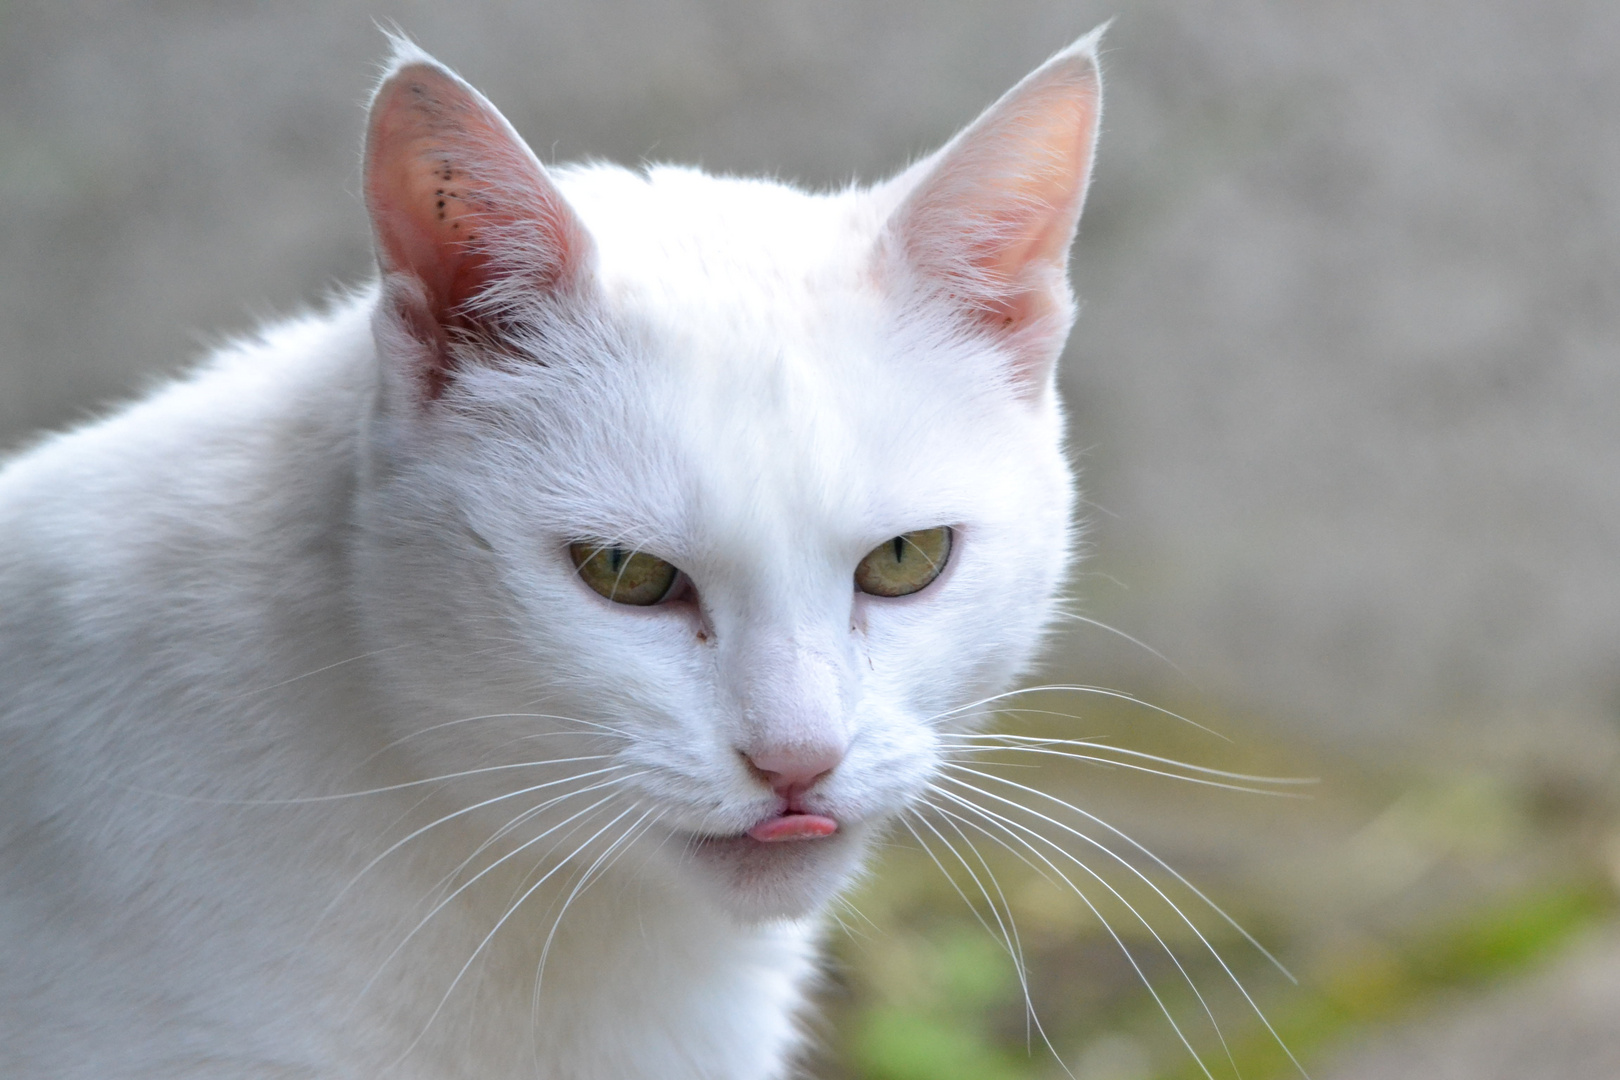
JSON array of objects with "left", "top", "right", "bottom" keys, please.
[{"left": 671, "top": 823, "right": 874, "bottom": 923}]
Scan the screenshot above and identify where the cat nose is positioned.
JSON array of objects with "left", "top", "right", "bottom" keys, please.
[{"left": 742, "top": 743, "right": 845, "bottom": 800}]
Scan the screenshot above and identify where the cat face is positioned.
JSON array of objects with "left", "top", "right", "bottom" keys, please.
[{"left": 354, "top": 38, "right": 1099, "bottom": 921}]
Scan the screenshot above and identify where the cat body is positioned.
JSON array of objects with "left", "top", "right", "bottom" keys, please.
[{"left": 0, "top": 32, "right": 1102, "bottom": 1080}]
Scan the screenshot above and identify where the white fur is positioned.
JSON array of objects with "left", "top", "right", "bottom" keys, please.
[{"left": 0, "top": 31, "right": 1101, "bottom": 1080}]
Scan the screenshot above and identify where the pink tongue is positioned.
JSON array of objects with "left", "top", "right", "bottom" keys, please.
[{"left": 748, "top": 813, "right": 839, "bottom": 843}]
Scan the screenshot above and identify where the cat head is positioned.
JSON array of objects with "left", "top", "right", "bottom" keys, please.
[{"left": 353, "top": 32, "right": 1102, "bottom": 921}]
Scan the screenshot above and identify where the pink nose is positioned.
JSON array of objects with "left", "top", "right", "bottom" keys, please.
[{"left": 742, "top": 743, "right": 845, "bottom": 800}]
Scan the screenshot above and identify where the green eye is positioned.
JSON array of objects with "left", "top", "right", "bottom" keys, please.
[
  {"left": 569, "top": 542, "right": 680, "bottom": 606},
  {"left": 855, "top": 527, "right": 952, "bottom": 597}
]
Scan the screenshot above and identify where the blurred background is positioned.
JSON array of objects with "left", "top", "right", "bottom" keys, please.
[{"left": 2, "top": 1, "right": 1616, "bottom": 1077}]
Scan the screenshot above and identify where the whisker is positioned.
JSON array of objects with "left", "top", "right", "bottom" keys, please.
[
  {"left": 528, "top": 810, "right": 663, "bottom": 1072},
  {"left": 536, "top": 807, "right": 659, "bottom": 985},
  {"left": 419, "top": 786, "right": 609, "bottom": 915},
  {"left": 209, "top": 643, "right": 414, "bottom": 706},
  {"left": 308, "top": 764, "right": 636, "bottom": 929},
  {"left": 937, "top": 740, "right": 1315, "bottom": 797},
  {"left": 926, "top": 684, "right": 1230, "bottom": 741},
  {"left": 124, "top": 753, "right": 624, "bottom": 806},
  {"left": 943, "top": 735, "right": 1316, "bottom": 787},
  {"left": 925, "top": 786, "right": 1226, "bottom": 1080},
  {"left": 355, "top": 710, "right": 630, "bottom": 771},
  {"left": 905, "top": 813, "right": 1031, "bottom": 988},
  {"left": 903, "top": 811, "right": 1076, "bottom": 1078},
  {"left": 390, "top": 804, "right": 644, "bottom": 1069},
  {"left": 937, "top": 750, "right": 1293, "bottom": 796},
  {"left": 352, "top": 793, "right": 626, "bottom": 1015},
  {"left": 827, "top": 893, "right": 884, "bottom": 940},
  {"left": 943, "top": 764, "right": 1298, "bottom": 984},
  {"left": 328, "top": 768, "right": 642, "bottom": 960},
  {"left": 908, "top": 810, "right": 1070, "bottom": 1074},
  {"left": 1048, "top": 609, "right": 1192, "bottom": 682},
  {"left": 901, "top": 815, "right": 1022, "bottom": 968},
  {"left": 936, "top": 771, "right": 1309, "bottom": 1076}
]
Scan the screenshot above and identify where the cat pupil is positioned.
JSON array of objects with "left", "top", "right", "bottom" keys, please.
[{"left": 892, "top": 536, "right": 906, "bottom": 563}]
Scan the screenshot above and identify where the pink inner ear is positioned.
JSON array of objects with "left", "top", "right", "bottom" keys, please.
[
  {"left": 365, "top": 61, "right": 589, "bottom": 339},
  {"left": 889, "top": 44, "right": 1101, "bottom": 363},
  {"left": 966, "top": 92, "right": 1100, "bottom": 320}
]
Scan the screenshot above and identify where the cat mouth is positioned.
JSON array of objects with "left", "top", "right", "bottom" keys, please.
[
  {"left": 745, "top": 812, "right": 839, "bottom": 843},
  {"left": 674, "top": 811, "right": 863, "bottom": 918},
  {"left": 682, "top": 810, "right": 842, "bottom": 853}
]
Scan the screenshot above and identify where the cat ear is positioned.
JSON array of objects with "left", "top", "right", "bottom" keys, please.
[
  {"left": 364, "top": 40, "right": 594, "bottom": 396},
  {"left": 883, "top": 28, "right": 1103, "bottom": 395}
]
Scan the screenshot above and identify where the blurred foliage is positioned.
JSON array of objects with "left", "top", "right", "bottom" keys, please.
[{"left": 808, "top": 690, "right": 1619, "bottom": 1080}]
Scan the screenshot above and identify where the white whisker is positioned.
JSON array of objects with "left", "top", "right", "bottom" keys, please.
[
  {"left": 926, "top": 684, "right": 1230, "bottom": 741},
  {"left": 389, "top": 804, "right": 645, "bottom": 1070},
  {"left": 935, "top": 770, "right": 1308, "bottom": 1076},
  {"left": 420, "top": 785, "right": 612, "bottom": 915},
  {"left": 355, "top": 710, "right": 630, "bottom": 771},
  {"left": 906, "top": 810, "right": 1072, "bottom": 1075},
  {"left": 903, "top": 813, "right": 1029, "bottom": 988},
  {"left": 936, "top": 750, "right": 1299, "bottom": 796},
  {"left": 944, "top": 734, "right": 1316, "bottom": 787},
  {"left": 312, "top": 764, "right": 638, "bottom": 931},
  {"left": 937, "top": 738, "right": 1315, "bottom": 796},
  {"left": 123, "top": 753, "right": 624, "bottom": 806},
  {"left": 343, "top": 778, "right": 646, "bottom": 1006},
  {"left": 1049, "top": 609, "right": 1192, "bottom": 681},
  {"left": 208, "top": 644, "right": 414, "bottom": 706},
  {"left": 527, "top": 810, "right": 664, "bottom": 1073},
  {"left": 943, "top": 764, "right": 1298, "bottom": 984},
  {"left": 924, "top": 787, "right": 1227, "bottom": 1080},
  {"left": 536, "top": 807, "right": 659, "bottom": 985}
]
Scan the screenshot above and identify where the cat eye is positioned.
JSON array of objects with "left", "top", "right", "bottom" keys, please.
[
  {"left": 569, "top": 542, "right": 680, "bottom": 606},
  {"left": 854, "top": 527, "right": 952, "bottom": 597}
]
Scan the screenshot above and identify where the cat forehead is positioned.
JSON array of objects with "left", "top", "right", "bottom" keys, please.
[
  {"left": 548, "top": 167, "right": 920, "bottom": 467},
  {"left": 557, "top": 163, "right": 977, "bottom": 420},
  {"left": 472, "top": 164, "right": 1057, "bottom": 554},
  {"left": 556, "top": 163, "right": 886, "bottom": 308}
]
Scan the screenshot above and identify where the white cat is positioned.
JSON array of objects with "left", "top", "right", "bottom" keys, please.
[{"left": 0, "top": 28, "right": 1101, "bottom": 1080}]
